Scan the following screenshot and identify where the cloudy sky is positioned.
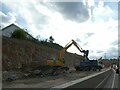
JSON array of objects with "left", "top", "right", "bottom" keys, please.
[{"left": 1, "top": 0, "right": 119, "bottom": 59}]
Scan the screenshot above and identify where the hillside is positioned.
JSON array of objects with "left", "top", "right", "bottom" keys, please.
[{"left": 2, "top": 37, "right": 84, "bottom": 72}]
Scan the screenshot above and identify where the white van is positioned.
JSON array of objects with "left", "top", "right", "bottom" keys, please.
[{"left": 112, "top": 65, "right": 118, "bottom": 70}]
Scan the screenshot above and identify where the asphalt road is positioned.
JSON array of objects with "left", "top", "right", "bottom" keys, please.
[
  {"left": 104, "top": 69, "right": 119, "bottom": 89},
  {"left": 62, "top": 69, "right": 119, "bottom": 89}
]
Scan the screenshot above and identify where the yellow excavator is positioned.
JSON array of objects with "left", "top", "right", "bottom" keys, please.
[{"left": 46, "top": 39, "right": 89, "bottom": 73}]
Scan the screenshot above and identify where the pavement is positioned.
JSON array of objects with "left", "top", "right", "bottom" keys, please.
[
  {"left": 53, "top": 68, "right": 111, "bottom": 89},
  {"left": 104, "top": 69, "right": 119, "bottom": 89},
  {"left": 54, "top": 68, "right": 119, "bottom": 89}
]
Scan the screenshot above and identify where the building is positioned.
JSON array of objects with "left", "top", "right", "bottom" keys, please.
[{"left": 2, "top": 23, "right": 35, "bottom": 40}]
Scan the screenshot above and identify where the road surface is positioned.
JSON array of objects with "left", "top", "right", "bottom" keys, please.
[
  {"left": 104, "top": 69, "right": 119, "bottom": 89},
  {"left": 61, "top": 69, "right": 119, "bottom": 89}
]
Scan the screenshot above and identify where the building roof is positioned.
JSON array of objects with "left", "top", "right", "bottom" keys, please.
[
  {"left": 2, "top": 23, "right": 36, "bottom": 40},
  {"left": 2, "top": 23, "right": 21, "bottom": 31}
]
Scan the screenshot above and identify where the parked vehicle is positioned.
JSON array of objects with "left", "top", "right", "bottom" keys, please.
[
  {"left": 112, "top": 65, "right": 118, "bottom": 70},
  {"left": 75, "top": 60, "right": 103, "bottom": 71},
  {"left": 115, "top": 66, "right": 119, "bottom": 74}
]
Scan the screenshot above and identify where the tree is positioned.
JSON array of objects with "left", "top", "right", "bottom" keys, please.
[
  {"left": 11, "top": 29, "right": 27, "bottom": 39},
  {"left": 36, "top": 35, "right": 41, "bottom": 41},
  {"left": 49, "top": 36, "right": 54, "bottom": 43},
  {"left": 45, "top": 39, "right": 48, "bottom": 42}
]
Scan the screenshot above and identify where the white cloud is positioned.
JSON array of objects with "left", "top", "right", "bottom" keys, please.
[
  {"left": 87, "top": 0, "right": 95, "bottom": 7},
  {"left": 0, "top": 11, "right": 16, "bottom": 28},
  {"left": 1, "top": 0, "right": 118, "bottom": 59}
]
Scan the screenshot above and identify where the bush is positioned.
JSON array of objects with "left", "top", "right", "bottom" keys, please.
[{"left": 11, "top": 29, "right": 27, "bottom": 39}]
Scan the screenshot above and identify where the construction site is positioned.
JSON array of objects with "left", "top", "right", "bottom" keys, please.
[
  {"left": 1, "top": 0, "right": 119, "bottom": 89},
  {"left": 2, "top": 35, "right": 114, "bottom": 88}
]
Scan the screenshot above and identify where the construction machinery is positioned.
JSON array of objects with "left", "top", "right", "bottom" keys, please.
[
  {"left": 75, "top": 60, "right": 103, "bottom": 71},
  {"left": 46, "top": 39, "right": 89, "bottom": 74},
  {"left": 74, "top": 57, "right": 103, "bottom": 71}
]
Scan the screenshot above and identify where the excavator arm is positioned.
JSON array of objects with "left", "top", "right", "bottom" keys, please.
[
  {"left": 58, "top": 39, "right": 89, "bottom": 62},
  {"left": 58, "top": 40, "right": 75, "bottom": 61},
  {"left": 72, "top": 40, "right": 89, "bottom": 60}
]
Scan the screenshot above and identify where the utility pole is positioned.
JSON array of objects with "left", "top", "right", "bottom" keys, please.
[{"left": 118, "top": 56, "right": 120, "bottom": 67}]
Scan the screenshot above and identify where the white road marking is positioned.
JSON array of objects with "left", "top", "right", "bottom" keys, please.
[
  {"left": 111, "top": 70, "right": 115, "bottom": 88},
  {"left": 95, "top": 73, "right": 110, "bottom": 88},
  {"left": 52, "top": 68, "right": 111, "bottom": 88}
]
